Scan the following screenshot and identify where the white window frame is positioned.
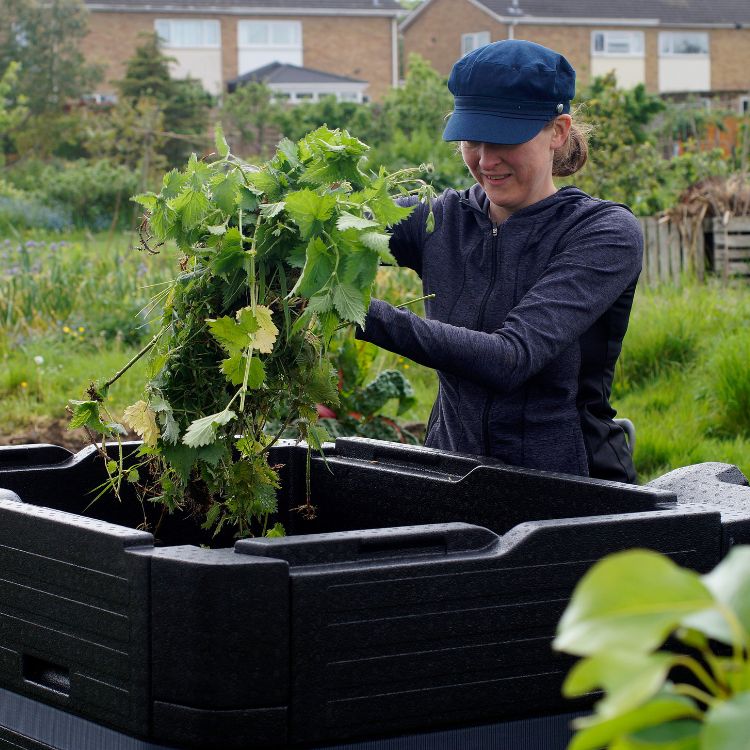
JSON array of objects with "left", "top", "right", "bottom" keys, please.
[
  {"left": 461, "top": 31, "right": 490, "bottom": 57},
  {"left": 739, "top": 96, "right": 749, "bottom": 114},
  {"left": 154, "top": 19, "right": 220, "bottom": 48},
  {"left": 591, "top": 30, "right": 644, "bottom": 57},
  {"left": 238, "top": 20, "right": 302, "bottom": 56},
  {"left": 659, "top": 31, "right": 709, "bottom": 56}
]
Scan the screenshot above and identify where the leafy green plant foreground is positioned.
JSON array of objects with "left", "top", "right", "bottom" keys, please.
[
  {"left": 555, "top": 547, "right": 750, "bottom": 750},
  {"left": 68, "top": 126, "right": 434, "bottom": 538}
]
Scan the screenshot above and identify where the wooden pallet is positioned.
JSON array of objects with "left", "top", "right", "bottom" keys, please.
[{"left": 713, "top": 216, "right": 750, "bottom": 278}]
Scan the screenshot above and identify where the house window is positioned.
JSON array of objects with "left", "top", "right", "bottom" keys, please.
[
  {"left": 154, "top": 19, "right": 220, "bottom": 48},
  {"left": 461, "top": 31, "right": 490, "bottom": 57},
  {"left": 238, "top": 20, "right": 302, "bottom": 71},
  {"left": 659, "top": 32, "right": 709, "bottom": 56},
  {"left": 591, "top": 31, "right": 644, "bottom": 56},
  {"left": 740, "top": 96, "right": 749, "bottom": 114}
]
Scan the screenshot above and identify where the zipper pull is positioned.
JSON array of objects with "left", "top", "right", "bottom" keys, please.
[{"left": 491, "top": 225, "right": 498, "bottom": 237}]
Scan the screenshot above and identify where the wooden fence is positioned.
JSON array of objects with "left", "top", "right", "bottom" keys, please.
[{"left": 638, "top": 216, "right": 706, "bottom": 287}]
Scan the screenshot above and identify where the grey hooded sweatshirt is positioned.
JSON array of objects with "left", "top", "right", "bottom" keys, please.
[{"left": 357, "top": 184, "right": 643, "bottom": 478}]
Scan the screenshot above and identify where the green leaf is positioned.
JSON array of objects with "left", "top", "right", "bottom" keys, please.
[
  {"left": 307, "top": 292, "right": 334, "bottom": 315},
  {"left": 68, "top": 399, "right": 109, "bottom": 433},
  {"left": 278, "top": 137, "right": 300, "bottom": 167},
  {"left": 208, "top": 314, "right": 253, "bottom": 354},
  {"left": 285, "top": 189, "right": 337, "bottom": 240},
  {"left": 307, "top": 423, "right": 331, "bottom": 451},
  {"left": 682, "top": 546, "right": 750, "bottom": 647},
  {"left": 172, "top": 188, "right": 210, "bottom": 228},
  {"left": 161, "top": 442, "right": 198, "bottom": 483},
  {"left": 211, "top": 173, "right": 239, "bottom": 215},
  {"left": 162, "top": 169, "right": 188, "bottom": 199},
  {"left": 563, "top": 650, "right": 674, "bottom": 720},
  {"left": 266, "top": 522, "right": 286, "bottom": 538},
  {"left": 332, "top": 282, "right": 367, "bottom": 327},
  {"left": 246, "top": 356, "right": 266, "bottom": 389},
  {"left": 611, "top": 720, "right": 701, "bottom": 750},
  {"left": 259, "top": 201, "right": 285, "bottom": 219},
  {"left": 132, "top": 192, "right": 157, "bottom": 211},
  {"left": 182, "top": 409, "right": 236, "bottom": 448},
  {"left": 214, "top": 123, "right": 230, "bottom": 158},
  {"left": 290, "top": 236, "right": 335, "bottom": 298},
  {"left": 360, "top": 231, "right": 396, "bottom": 263},
  {"left": 244, "top": 170, "right": 281, "bottom": 200},
  {"left": 554, "top": 549, "right": 716, "bottom": 657},
  {"left": 336, "top": 212, "right": 379, "bottom": 231},
  {"left": 221, "top": 352, "right": 246, "bottom": 386},
  {"left": 700, "top": 693, "right": 750, "bottom": 750},
  {"left": 150, "top": 199, "right": 176, "bottom": 240},
  {"left": 305, "top": 361, "right": 340, "bottom": 407},
  {"left": 569, "top": 695, "right": 700, "bottom": 750},
  {"left": 365, "top": 180, "right": 415, "bottom": 226}
]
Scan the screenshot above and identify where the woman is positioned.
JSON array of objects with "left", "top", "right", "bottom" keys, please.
[{"left": 357, "top": 39, "right": 642, "bottom": 482}]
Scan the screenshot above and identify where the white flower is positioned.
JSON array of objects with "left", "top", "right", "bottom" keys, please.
[{"left": 33, "top": 355, "right": 44, "bottom": 366}]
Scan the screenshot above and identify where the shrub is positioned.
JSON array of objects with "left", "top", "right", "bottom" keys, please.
[{"left": 706, "top": 331, "right": 750, "bottom": 436}]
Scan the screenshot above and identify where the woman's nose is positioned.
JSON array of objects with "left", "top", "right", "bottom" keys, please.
[{"left": 478, "top": 143, "right": 506, "bottom": 167}]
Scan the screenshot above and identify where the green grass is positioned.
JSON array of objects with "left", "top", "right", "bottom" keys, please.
[{"left": 2, "top": 229, "right": 750, "bottom": 485}]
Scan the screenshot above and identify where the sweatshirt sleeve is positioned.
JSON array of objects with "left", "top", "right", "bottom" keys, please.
[
  {"left": 386, "top": 195, "right": 437, "bottom": 276},
  {"left": 357, "top": 205, "right": 643, "bottom": 394}
]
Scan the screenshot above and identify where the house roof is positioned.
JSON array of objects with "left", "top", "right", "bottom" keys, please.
[
  {"left": 402, "top": 0, "right": 750, "bottom": 28},
  {"left": 86, "top": 0, "right": 404, "bottom": 15},
  {"left": 227, "top": 61, "right": 366, "bottom": 91}
]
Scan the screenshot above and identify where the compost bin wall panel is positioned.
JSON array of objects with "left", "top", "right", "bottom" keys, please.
[
  {"left": 0, "top": 497, "right": 153, "bottom": 737},
  {"left": 286, "top": 508, "right": 721, "bottom": 744}
]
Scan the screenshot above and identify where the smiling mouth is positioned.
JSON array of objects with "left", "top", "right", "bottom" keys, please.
[{"left": 483, "top": 173, "right": 512, "bottom": 183}]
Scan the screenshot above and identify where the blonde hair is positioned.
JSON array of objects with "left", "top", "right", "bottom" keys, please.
[{"left": 552, "top": 114, "right": 591, "bottom": 177}]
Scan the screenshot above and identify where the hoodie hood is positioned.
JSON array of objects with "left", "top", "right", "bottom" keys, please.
[{"left": 460, "top": 183, "right": 594, "bottom": 223}]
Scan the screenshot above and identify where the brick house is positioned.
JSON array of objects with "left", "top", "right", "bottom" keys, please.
[
  {"left": 83, "top": 0, "right": 404, "bottom": 102},
  {"left": 401, "top": 0, "right": 750, "bottom": 111}
]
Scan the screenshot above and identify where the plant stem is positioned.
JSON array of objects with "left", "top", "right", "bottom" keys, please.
[
  {"left": 395, "top": 293, "right": 436, "bottom": 309},
  {"left": 101, "top": 328, "right": 165, "bottom": 391},
  {"left": 672, "top": 655, "right": 728, "bottom": 698},
  {"left": 672, "top": 683, "right": 718, "bottom": 709}
]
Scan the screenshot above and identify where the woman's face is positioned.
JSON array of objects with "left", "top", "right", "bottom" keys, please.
[{"left": 460, "top": 116, "right": 571, "bottom": 224}]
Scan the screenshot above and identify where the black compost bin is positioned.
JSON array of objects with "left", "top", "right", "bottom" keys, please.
[{"left": 0, "top": 437, "right": 749, "bottom": 750}]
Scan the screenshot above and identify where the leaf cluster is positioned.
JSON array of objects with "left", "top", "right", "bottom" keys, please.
[
  {"left": 554, "top": 547, "right": 750, "bottom": 749},
  {"left": 70, "top": 125, "right": 434, "bottom": 539}
]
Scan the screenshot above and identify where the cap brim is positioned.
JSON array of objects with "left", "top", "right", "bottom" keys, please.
[{"left": 442, "top": 111, "right": 548, "bottom": 145}]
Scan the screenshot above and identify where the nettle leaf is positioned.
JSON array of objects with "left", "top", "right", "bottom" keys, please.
[
  {"left": 244, "top": 170, "right": 281, "bottom": 200},
  {"left": 365, "top": 180, "right": 415, "bottom": 226},
  {"left": 68, "top": 400, "right": 109, "bottom": 433},
  {"left": 249, "top": 306, "right": 279, "bottom": 354},
  {"left": 332, "top": 282, "right": 367, "bottom": 327},
  {"left": 305, "top": 361, "right": 340, "bottom": 407},
  {"left": 266, "top": 522, "right": 286, "bottom": 538},
  {"left": 208, "top": 314, "right": 254, "bottom": 355},
  {"left": 336, "top": 212, "right": 379, "bottom": 231},
  {"left": 214, "top": 123, "right": 230, "bottom": 158},
  {"left": 172, "top": 188, "right": 210, "bottom": 229},
  {"left": 246, "top": 356, "right": 266, "bottom": 389},
  {"left": 122, "top": 400, "right": 160, "bottom": 446},
  {"left": 307, "top": 291, "right": 334, "bottom": 315},
  {"left": 291, "top": 236, "right": 335, "bottom": 298},
  {"left": 221, "top": 352, "right": 246, "bottom": 386},
  {"left": 285, "top": 189, "right": 337, "bottom": 240},
  {"left": 150, "top": 199, "right": 176, "bottom": 240},
  {"left": 211, "top": 173, "right": 239, "bottom": 215},
  {"left": 162, "top": 169, "right": 188, "bottom": 199},
  {"left": 360, "top": 231, "right": 396, "bottom": 263},
  {"left": 616, "top": 720, "right": 701, "bottom": 750},
  {"left": 132, "top": 192, "right": 157, "bottom": 211},
  {"left": 259, "top": 201, "right": 286, "bottom": 219},
  {"left": 554, "top": 549, "right": 715, "bottom": 657},
  {"left": 277, "top": 137, "right": 300, "bottom": 168},
  {"left": 183, "top": 409, "right": 237, "bottom": 448}
]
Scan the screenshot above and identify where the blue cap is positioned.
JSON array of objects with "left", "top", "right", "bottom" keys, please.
[{"left": 442, "top": 40, "right": 576, "bottom": 145}]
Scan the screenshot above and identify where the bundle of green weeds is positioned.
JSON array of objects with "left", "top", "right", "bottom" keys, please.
[{"left": 69, "top": 126, "right": 434, "bottom": 538}]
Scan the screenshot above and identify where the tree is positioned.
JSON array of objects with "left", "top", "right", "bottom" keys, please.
[
  {"left": 0, "top": 0, "right": 101, "bottom": 116},
  {"left": 0, "top": 62, "right": 28, "bottom": 163},
  {"left": 221, "top": 81, "right": 281, "bottom": 157},
  {"left": 116, "top": 32, "right": 213, "bottom": 168}
]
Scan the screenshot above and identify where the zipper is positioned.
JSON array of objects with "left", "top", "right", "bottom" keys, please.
[{"left": 478, "top": 223, "right": 500, "bottom": 454}]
